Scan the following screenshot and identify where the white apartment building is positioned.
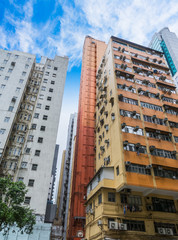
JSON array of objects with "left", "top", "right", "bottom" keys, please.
[{"left": 0, "top": 49, "right": 68, "bottom": 221}]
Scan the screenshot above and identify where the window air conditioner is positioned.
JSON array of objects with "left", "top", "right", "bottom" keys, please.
[
  {"left": 125, "top": 161, "right": 131, "bottom": 166},
  {"left": 165, "top": 228, "right": 173, "bottom": 235},
  {"left": 158, "top": 228, "right": 166, "bottom": 235},
  {"left": 118, "top": 223, "right": 127, "bottom": 230},
  {"left": 109, "top": 221, "right": 118, "bottom": 230}
]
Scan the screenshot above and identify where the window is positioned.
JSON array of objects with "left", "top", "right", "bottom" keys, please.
[
  {"left": 35, "top": 150, "right": 41, "bottom": 156},
  {"left": 117, "top": 84, "right": 136, "bottom": 93},
  {"left": 121, "top": 194, "right": 142, "bottom": 206},
  {"left": 40, "top": 126, "right": 46, "bottom": 131},
  {"left": 25, "top": 148, "right": 31, "bottom": 154},
  {"left": 116, "top": 166, "right": 119, "bottom": 175},
  {"left": 151, "top": 148, "right": 176, "bottom": 159},
  {"left": 154, "top": 222, "right": 176, "bottom": 235},
  {"left": 38, "top": 137, "right": 43, "bottom": 143},
  {"left": 47, "top": 96, "right": 52, "bottom": 101},
  {"left": 8, "top": 106, "right": 14, "bottom": 112},
  {"left": 146, "top": 131, "right": 171, "bottom": 142},
  {"left": 1, "top": 84, "right": 6, "bottom": 89},
  {"left": 22, "top": 72, "right": 26, "bottom": 76},
  {"left": 174, "top": 136, "right": 178, "bottom": 143},
  {"left": 18, "top": 177, "right": 24, "bottom": 182},
  {"left": 41, "top": 86, "right": 46, "bottom": 91},
  {"left": 3, "top": 60, "right": 8, "bottom": 64},
  {"left": 24, "top": 197, "right": 31, "bottom": 204},
  {"left": 27, "top": 58, "right": 31, "bottom": 62},
  {"left": 47, "top": 65, "right": 51, "bottom": 69},
  {"left": 108, "top": 192, "right": 115, "bottom": 202},
  {"left": 31, "top": 124, "right": 37, "bottom": 129},
  {"left": 0, "top": 129, "right": 6, "bottom": 134},
  {"left": 36, "top": 103, "right": 42, "bottom": 109},
  {"left": 97, "top": 174, "right": 101, "bottom": 182},
  {"left": 52, "top": 73, "right": 56, "bottom": 77},
  {"left": 123, "top": 219, "right": 145, "bottom": 232},
  {"left": 141, "top": 102, "right": 163, "bottom": 111},
  {"left": 4, "top": 76, "right": 9, "bottom": 80},
  {"left": 152, "top": 197, "right": 176, "bottom": 213},
  {"left": 16, "top": 87, "right": 21, "bottom": 93},
  {"left": 98, "top": 194, "right": 102, "bottom": 204},
  {"left": 19, "top": 79, "right": 24, "bottom": 84},
  {"left": 126, "top": 163, "right": 151, "bottom": 175},
  {"left": 45, "top": 72, "right": 49, "bottom": 76},
  {"left": 14, "top": 55, "right": 19, "bottom": 59},
  {"left": 8, "top": 68, "right": 13, "bottom": 73},
  {"left": 124, "top": 143, "right": 147, "bottom": 154},
  {"left": 34, "top": 113, "right": 39, "bottom": 119},
  {"left": 143, "top": 115, "right": 166, "bottom": 126},
  {"left": 51, "top": 80, "right": 55, "bottom": 85},
  {"left": 54, "top": 67, "right": 58, "bottom": 71},
  {"left": 122, "top": 125, "right": 143, "bottom": 136},
  {"left": 25, "top": 64, "right": 29, "bottom": 69},
  {"left": 31, "top": 164, "right": 38, "bottom": 171},
  {"left": 154, "top": 167, "right": 178, "bottom": 179},
  {"left": 43, "top": 79, "right": 48, "bottom": 83},
  {"left": 45, "top": 105, "right": 50, "bottom": 110},
  {"left": 120, "top": 109, "right": 141, "bottom": 120},
  {"left": 119, "top": 96, "right": 138, "bottom": 106},
  {"left": 49, "top": 88, "right": 53, "bottom": 92},
  {"left": 4, "top": 117, "right": 10, "bottom": 122},
  {"left": 43, "top": 115, "right": 48, "bottom": 120},
  {"left": 28, "top": 179, "right": 35, "bottom": 187}
]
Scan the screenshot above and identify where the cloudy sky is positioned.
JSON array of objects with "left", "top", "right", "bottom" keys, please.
[{"left": 1, "top": 0, "right": 178, "bottom": 198}]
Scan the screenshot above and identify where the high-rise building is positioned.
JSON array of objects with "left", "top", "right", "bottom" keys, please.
[
  {"left": 57, "top": 112, "right": 77, "bottom": 240},
  {"left": 149, "top": 27, "right": 178, "bottom": 77},
  {"left": 0, "top": 49, "right": 68, "bottom": 222},
  {"left": 85, "top": 36, "right": 178, "bottom": 239},
  {"left": 68, "top": 36, "right": 106, "bottom": 239}
]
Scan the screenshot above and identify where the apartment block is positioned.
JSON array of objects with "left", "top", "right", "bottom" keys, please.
[
  {"left": 57, "top": 113, "right": 77, "bottom": 240},
  {"left": 68, "top": 36, "right": 106, "bottom": 239},
  {"left": 85, "top": 36, "right": 178, "bottom": 240},
  {"left": 0, "top": 49, "right": 68, "bottom": 222},
  {"left": 149, "top": 27, "right": 178, "bottom": 77}
]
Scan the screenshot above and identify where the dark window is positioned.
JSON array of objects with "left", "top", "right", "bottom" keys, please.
[
  {"left": 31, "top": 124, "right": 37, "bottom": 129},
  {"left": 152, "top": 197, "right": 176, "bottom": 213},
  {"left": 49, "top": 88, "right": 53, "bottom": 92},
  {"left": 51, "top": 81, "right": 55, "bottom": 85},
  {"left": 116, "top": 166, "right": 119, "bottom": 175},
  {"left": 151, "top": 148, "right": 176, "bottom": 159},
  {"left": 40, "top": 126, "right": 46, "bottom": 131},
  {"left": 24, "top": 197, "right": 31, "bottom": 204},
  {"left": 154, "top": 167, "right": 178, "bottom": 179},
  {"left": 54, "top": 67, "right": 58, "bottom": 71},
  {"left": 98, "top": 194, "right": 102, "bottom": 204},
  {"left": 126, "top": 164, "right": 151, "bottom": 175},
  {"left": 28, "top": 179, "right": 34, "bottom": 187},
  {"left": 47, "top": 96, "right": 52, "bottom": 101},
  {"left": 154, "top": 222, "right": 176, "bottom": 235},
  {"left": 108, "top": 192, "right": 115, "bottom": 202},
  {"left": 123, "top": 219, "right": 145, "bottom": 232},
  {"left": 25, "top": 148, "right": 31, "bottom": 154},
  {"left": 45, "top": 105, "right": 50, "bottom": 110},
  {"left": 35, "top": 150, "right": 40, "bottom": 156},
  {"left": 43, "top": 115, "right": 48, "bottom": 120},
  {"left": 38, "top": 137, "right": 43, "bottom": 143},
  {"left": 31, "top": 164, "right": 38, "bottom": 171}
]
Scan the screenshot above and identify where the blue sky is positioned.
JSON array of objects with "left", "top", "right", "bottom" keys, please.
[{"left": 1, "top": 0, "right": 178, "bottom": 199}]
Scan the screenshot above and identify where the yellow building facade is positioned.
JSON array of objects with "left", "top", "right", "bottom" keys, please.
[{"left": 85, "top": 36, "right": 178, "bottom": 240}]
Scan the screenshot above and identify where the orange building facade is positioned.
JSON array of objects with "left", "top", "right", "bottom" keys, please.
[
  {"left": 85, "top": 36, "right": 178, "bottom": 240},
  {"left": 67, "top": 36, "right": 106, "bottom": 239}
]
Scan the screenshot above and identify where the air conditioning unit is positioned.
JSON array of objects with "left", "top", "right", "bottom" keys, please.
[
  {"left": 165, "top": 228, "right": 173, "bottom": 235},
  {"left": 109, "top": 221, "right": 118, "bottom": 230},
  {"left": 118, "top": 223, "right": 127, "bottom": 230},
  {"left": 158, "top": 227, "right": 166, "bottom": 235},
  {"left": 146, "top": 164, "right": 152, "bottom": 169},
  {"left": 98, "top": 220, "right": 102, "bottom": 226},
  {"left": 90, "top": 209, "right": 94, "bottom": 215},
  {"left": 146, "top": 205, "right": 153, "bottom": 211},
  {"left": 125, "top": 161, "right": 131, "bottom": 166}
]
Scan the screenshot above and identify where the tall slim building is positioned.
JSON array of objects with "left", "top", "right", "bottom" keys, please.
[
  {"left": 68, "top": 36, "right": 106, "bottom": 239},
  {"left": 0, "top": 49, "right": 68, "bottom": 221},
  {"left": 85, "top": 36, "right": 178, "bottom": 239},
  {"left": 149, "top": 27, "right": 178, "bottom": 76},
  {"left": 57, "top": 112, "right": 77, "bottom": 240}
]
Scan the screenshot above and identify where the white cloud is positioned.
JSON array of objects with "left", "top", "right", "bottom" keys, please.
[{"left": 1, "top": 0, "right": 178, "bottom": 67}]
